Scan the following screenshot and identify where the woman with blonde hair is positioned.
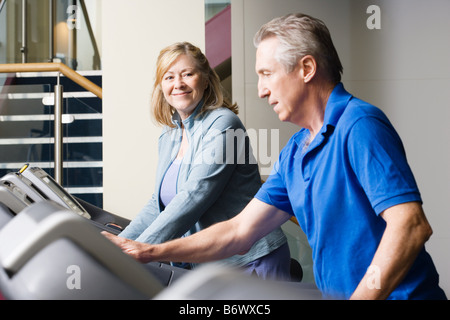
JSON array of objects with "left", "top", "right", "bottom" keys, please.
[{"left": 117, "top": 42, "right": 290, "bottom": 280}]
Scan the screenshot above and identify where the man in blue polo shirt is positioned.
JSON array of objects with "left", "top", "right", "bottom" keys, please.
[{"left": 103, "top": 13, "right": 446, "bottom": 300}]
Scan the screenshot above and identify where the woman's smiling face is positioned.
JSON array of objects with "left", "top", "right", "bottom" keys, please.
[{"left": 161, "top": 54, "right": 207, "bottom": 120}]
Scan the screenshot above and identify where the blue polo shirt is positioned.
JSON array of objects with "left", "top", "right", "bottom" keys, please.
[{"left": 255, "top": 83, "right": 446, "bottom": 299}]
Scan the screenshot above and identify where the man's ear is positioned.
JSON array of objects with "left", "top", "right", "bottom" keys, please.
[{"left": 299, "top": 55, "right": 317, "bottom": 83}]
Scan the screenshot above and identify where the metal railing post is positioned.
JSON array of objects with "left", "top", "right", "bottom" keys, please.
[
  {"left": 54, "top": 73, "right": 63, "bottom": 184},
  {"left": 21, "top": 0, "right": 27, "bottom": 63},
  {"left": 48, "top": 0, "right": 54, "bottom": 62}
]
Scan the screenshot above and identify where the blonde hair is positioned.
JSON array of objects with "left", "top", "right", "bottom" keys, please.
[{"left": 151, "top": 42, "right": 237, "bottom": 127}]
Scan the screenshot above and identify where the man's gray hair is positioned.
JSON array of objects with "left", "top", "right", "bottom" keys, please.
[{"left": 254, "top": 13, "right": 343, "bottom": 83}]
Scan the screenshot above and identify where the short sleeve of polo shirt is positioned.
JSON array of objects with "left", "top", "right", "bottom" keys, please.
[
  {"left": 255, "top": 149, "right": 295, "bottom": 216},
  {"left": 347, "top": 115, "right": 422, "bottom": 215}
]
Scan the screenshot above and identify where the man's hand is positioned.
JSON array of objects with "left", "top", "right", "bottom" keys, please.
[{"left": 101, "top": 231, "right": 153, "bottom": 263}]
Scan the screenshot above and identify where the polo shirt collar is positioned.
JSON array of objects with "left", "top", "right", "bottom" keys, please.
[
  {"left": 323, "top": 82, "right": 353, "bottom": 130},
  {"left": 293, "top": 82, "right": 352, "bottom": 151}
]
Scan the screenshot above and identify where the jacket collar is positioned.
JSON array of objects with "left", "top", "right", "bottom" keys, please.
[{"left": 171, "top": 99, "right": 204, "bottom": 132}]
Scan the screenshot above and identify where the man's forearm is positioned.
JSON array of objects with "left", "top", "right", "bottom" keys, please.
[
  {"left": 103, "top": 198, "right": 289, "bottom": 265},
  {"left": 103, "top": 216, "right": 252, "bottom": 264},
  {"left": 143, "top": 219, "right": 248, "bottom": 263},
  {"left": 350, "top": 202, "right": 432, "bottom": 299},
  {"left": 350, "top": 233, "right": 423, "bottom": 300}
]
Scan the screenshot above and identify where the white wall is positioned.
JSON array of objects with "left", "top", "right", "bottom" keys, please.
[
  {"left": 232, "top": 0, "right": 450, "bottom": 296},
  {"left": 102, "top": 0, "right": 205, "bottom": 219}
]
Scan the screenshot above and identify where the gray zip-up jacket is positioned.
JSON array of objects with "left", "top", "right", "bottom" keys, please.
[{"left": 119, "top": 103, "right": 287, "bottom": 267}]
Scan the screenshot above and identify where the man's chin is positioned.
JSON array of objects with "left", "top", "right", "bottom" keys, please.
[{"left": 276, "top": 113, "right": 289, "bottom": 123}]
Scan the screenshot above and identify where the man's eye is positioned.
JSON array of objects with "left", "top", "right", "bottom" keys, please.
[{"left": 259, "top": 71, "right": 272, "bottom": 78}]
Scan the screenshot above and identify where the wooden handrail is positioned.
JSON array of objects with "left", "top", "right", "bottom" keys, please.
[
  {"left": 290, "top": 216, "right": 299, "bottom": 226},
  {"left": 0, "top": 62, "right": 102, "bottom": 99}
]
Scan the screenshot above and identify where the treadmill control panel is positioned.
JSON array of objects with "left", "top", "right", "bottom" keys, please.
[{"left": 17, "top": 164, "right": 91, "bottom": 219}]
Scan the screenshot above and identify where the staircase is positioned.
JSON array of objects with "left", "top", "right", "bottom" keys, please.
[{"left": 0, "top": 70, "right": 103, "bottom": 207}]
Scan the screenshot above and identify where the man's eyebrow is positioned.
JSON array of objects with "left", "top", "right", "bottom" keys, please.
[{"left": 256, "top": 68, "right": 272, "bottom": 75}]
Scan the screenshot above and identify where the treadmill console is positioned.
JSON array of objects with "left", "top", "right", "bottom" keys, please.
[{"left": 14, "top": 164, "right": 91, "bottom": 219}]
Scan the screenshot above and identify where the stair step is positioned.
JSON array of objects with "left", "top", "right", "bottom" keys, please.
[
  {"left": 0, "top": 113, "right": 102, "bottom": 122},
  {"left": 0, "top": 161, "right": 103, "bottom": 170},
  {"left": 0, "top": 91, "right": 97, "bottom": 101},
  {"left": 0, "top": 136, "right": 103, "bottom": 145},
  {"left": 14, "top": 70, "right": 102, "bottom": 78},
  {"left": 67, "top": 187, "right": 103, "bottom": 195}
]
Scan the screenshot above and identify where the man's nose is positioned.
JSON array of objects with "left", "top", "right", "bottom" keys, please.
[{"left": 258, "top": 80, "right": 269, "bottom": 98}]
